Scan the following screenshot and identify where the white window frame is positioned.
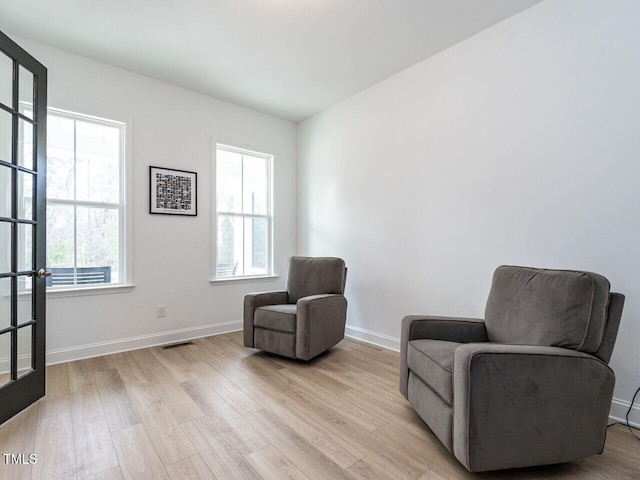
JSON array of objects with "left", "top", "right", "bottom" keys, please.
[
  {"left": 43, "top": 107, "right": 132, "bottom": 295},
  {"left": 213, "top": 143, "right": 274, "bottom": 281}
]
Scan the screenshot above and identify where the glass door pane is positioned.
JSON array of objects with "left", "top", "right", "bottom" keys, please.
[
  {"left": 0, "top": 277, "right": 9, "bottom": 331},
  {"left": 0, "top": 164, "right": 11, "bottom": 217},
  {"left": 0, "top": 333, "right": 10, "bottom": 387},
  {"left": 16, "top": 276, "right": 32, "bottom": 325},
  {"left": 18, "top": 170, "right": 34, "bottom": 220},
  {"left": 0, "top": 222, "right": 10, "bottom": 273},
  {"left": 17, "top": 325, "right": 32, "bottom": 377},
  {"left": 0, "top": 108, "right": 11, "bottom": 164},
  {"left": 18, "top": 117, "right": 33, "bottom": 169},
  {"left": 18, "top": 66, "right": 33, "bottom": 118},
  {"left": 0, "top": 52, "right": 10, "bottom": 108},
  {"left": 17, "top": 223, "right": 33, "bottom": 272}
]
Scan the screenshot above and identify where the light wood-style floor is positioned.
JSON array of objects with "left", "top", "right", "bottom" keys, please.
[{"left": 0, "top": 331, "right": 638, "bottom": 480}]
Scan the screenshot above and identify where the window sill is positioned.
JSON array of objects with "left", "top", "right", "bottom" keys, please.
[
  {"left": 46, "top": 284, "right": 135, "bottom": 299},
  {"left": 210, "top": 275, "right": 280, "bottom": 285}
]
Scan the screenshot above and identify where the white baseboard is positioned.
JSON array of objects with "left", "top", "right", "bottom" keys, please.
[
  {"left": 45, "top": 321, "right": 243, "bottom": 366},
  {"left": 345, "top": 324, "right": 400, "bottom": 352},
  {"left": 609, "top": 396, "right": 640, "bottom": 429}
]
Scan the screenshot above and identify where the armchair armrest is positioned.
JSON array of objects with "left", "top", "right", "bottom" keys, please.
[
  {"left": 296, "top": 294, "right": 347, "bottom": 361},
  {"left": 243, "top": 290, "right": 289, "bottom": 347},
  {"left": 452, "top": 343, "right": 615, "bottom": 472},
  {"left": 400, "top": 315, "right": 488, "bottom": 398}
]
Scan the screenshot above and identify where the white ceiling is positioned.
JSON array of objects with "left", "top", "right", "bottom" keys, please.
[{"left": 0, "top": 0, "right": 543, "bottom": 122}]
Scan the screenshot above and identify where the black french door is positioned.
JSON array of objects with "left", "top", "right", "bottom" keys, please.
[{"left": 0, "top": 31, "right": 47, "bottom": 425}]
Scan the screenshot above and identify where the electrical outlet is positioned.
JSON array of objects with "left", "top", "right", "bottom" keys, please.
[{"left": 157, "top": 305, "right": 166, "bottom": 318}]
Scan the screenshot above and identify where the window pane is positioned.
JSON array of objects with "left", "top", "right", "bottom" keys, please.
[
  {"left": 0, "top": 52, "right": 11, "bottom": 109},
  {"left": 217, "top": 215, "right": 242, "bottom": 276},
  {"left": 47, "top": 114, "right": 75, "bottom": 200},
  {"left": 0, "top": 164, "right": 11, "bottom": 218},
  {"left": 216, "top": 149, "right": 242, "bottom": 213},
  {"left": 244, "top": 217, "right": 268, "bottom": 275},
  {"left": 18, "top": 117, "right": 33, "bottom": 169},
  {"left": 76, "top": 207, "right": 119, "bottom": 284},
  {"left": 47, "top": 204, "right": 74, "bottom": 270},
  {"left": 242, "top": 154, "right": 268, "bottom": 215},
  {"left": 76, "top": 120, "right": 120, "bottom": 203},
  {"left": 0, "top": 109, "right": 11, "bottom": 164}
]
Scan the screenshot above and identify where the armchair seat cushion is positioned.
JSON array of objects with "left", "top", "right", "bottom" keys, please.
[
  {"left": 254, "top": 304, "right": 297, "bottom": 333},
  {"left": 408, "top": 339, "right": 459, "bottom": 406}
]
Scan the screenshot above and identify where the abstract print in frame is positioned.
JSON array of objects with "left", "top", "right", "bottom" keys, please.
[{"left": 149, "top": 166, "right": 198, "bottom": 216}]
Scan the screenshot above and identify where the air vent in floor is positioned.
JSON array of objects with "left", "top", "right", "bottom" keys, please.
[{"left": 161, "top": 341, "right": 195, "bottom": 350}]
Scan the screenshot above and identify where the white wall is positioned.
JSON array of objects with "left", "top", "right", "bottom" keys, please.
[
  {"left": 9, "top": 35, "right": 297, "bottom": 362},
  {"left": 298, "top": 0, "right": 640, "bottom": 423}
]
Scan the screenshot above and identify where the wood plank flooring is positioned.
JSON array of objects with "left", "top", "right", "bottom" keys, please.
[{"left": 0, "top": 331, "right": 638, "bottom": 480}]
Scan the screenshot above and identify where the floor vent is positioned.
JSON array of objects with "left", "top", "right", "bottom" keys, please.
[{"left": 161, "top": 341, "right": 195, "bottom": 350}]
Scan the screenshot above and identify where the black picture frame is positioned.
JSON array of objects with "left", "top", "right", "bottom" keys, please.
[{"left": 149, "top": 166, "right": 197, "bottom": 216}]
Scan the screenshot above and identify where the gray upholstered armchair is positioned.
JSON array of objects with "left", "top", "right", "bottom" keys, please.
[
  {"left": 400, "top": 265, "right": 624, "bottom": 472},
  {"left": 244, "top": 256, "right": 347, "bottom": 361}
]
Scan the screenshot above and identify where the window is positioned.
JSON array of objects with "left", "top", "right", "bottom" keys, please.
[
  {"left": 215, "top": 144, "right": 272, "bottom": 278},
  {"left": 43, "top": 108, "right": 126, "bottom": 289}
]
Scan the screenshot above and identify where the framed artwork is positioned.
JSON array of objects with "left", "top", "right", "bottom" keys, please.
[{"left": 149, "top": 166, "right": 197, "bottom": 216}]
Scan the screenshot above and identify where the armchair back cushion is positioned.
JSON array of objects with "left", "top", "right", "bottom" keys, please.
[
  {"left": 485, "top": 266, "right": 610, "bottom": 353},
  {"left": 286, "top": 256, "right": 346, "bottom": 303}
]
